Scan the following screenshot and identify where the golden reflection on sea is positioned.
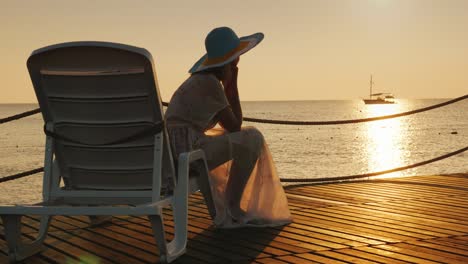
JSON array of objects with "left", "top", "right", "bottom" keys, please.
[{"left": 365, "top": 103, "right": 407, "bottom": 178}]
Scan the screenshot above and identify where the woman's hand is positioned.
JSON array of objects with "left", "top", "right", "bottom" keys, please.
[
  {"left": 219, "top": 57, "right": 242, "bottom": 131},
  {"left": 224, "top": 58, "right": 240, "bottom": 97},
  {"left": 230, "top": 57, "right": 239, "bottom": 83}
]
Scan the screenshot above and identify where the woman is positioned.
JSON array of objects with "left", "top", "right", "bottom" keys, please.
[{"left": 165, "top": 27, "right": 291, "bottom": 228}]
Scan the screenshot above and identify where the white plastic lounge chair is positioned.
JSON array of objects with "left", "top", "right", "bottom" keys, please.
[{"left": 0, "top": 42, "right": 215, "bottom": 263}]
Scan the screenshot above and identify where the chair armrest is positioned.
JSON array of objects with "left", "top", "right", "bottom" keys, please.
[{"left": 178, "top": 149, "right": 206, "bottom": 164}]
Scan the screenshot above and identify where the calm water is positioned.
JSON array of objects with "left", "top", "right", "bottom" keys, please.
[{"left": 1, "top": 99, "right": 467, "bottom": 204}]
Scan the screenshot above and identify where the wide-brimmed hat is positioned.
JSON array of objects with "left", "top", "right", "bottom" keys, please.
[{"left": 189, "top": 27, "right": 264, "bottom": 73}]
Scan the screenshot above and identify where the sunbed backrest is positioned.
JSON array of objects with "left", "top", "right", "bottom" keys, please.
[{"left": 27, "top": 42, "right": 175, "bottom": 190}]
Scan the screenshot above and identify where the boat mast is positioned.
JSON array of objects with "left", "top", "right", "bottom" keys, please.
[{"left": 369, "top": 74, "right": 373, "bottom": 98}]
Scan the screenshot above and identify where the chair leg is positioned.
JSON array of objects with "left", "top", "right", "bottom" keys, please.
[
  {"left": 149, "top": 212, "right": 169, "bottom": 263},
  {"left": 150, "top": 157, "right": 189, "bottom": 263},
  {"left": 1, "top": 215, "right": 50, "bottom": 263},
  {"left": 149, "top": 204, "right": 188, "bottom": 263},
  {"left": 36, "top": 216, "right": 51, "bottom": 244},
  {"left": 165, "top": 159, "right": 189, "bottom": 263},
  {"left": 197, "top": 164, "right": 216, "bottom": 220},
  {"left": 1, "top": 215, "right": 22, "bottom": 263}
]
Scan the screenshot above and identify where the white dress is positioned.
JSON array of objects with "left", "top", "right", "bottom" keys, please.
[{"left": 165, "top": 73, "right": 292, "bottom": 228}]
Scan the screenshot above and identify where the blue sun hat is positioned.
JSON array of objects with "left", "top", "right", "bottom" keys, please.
[{"left": 189, "top": 27, "right": 264, "bottom": 73}]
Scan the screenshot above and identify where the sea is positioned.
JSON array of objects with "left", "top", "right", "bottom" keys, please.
[{"left": 1, "top": 99, "right": 467, "bottom": 204}]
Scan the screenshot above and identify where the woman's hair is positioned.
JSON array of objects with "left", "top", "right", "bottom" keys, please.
[{"left": 193, "top": 65, "right": 225, "bottom": 80}]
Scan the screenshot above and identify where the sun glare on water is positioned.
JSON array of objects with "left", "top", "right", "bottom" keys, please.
[{"left": 364, "top": 103, "right": 407, "bottom": 178}]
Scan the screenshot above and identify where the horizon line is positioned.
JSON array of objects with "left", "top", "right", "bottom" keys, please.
[{"left": 0, "top": 97, "right": 455, "bottom": 105}]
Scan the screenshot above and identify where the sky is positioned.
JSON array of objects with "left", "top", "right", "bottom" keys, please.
[{"left": 1, "top": 0, "right": 467, "bottom": 103}]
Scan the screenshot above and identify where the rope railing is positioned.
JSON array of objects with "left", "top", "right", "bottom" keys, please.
[
  {"left": 1, "top": 94, "right": 467, "bottom": 125},
  {"left": 280, "top": 145, "right": 468, "bottom": 183},
  {"left": 243, "top": 94, "right": 468, "bottom": 125},
  {"left": 1, "top": 145, "right": 467, "bottom": 184},
  {"left": 0, "top": 95, "right": 466, "bottom": 184},
  {"left": 0, "top": 168, "right": 44, "bottom": 183},
  {"left": 0, "top": 108, "right": 41, "bottom": 124}
]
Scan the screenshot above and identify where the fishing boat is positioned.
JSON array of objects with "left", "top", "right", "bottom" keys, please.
[{"left": 363, "top": 75, "right": 395, "bottom": 104}]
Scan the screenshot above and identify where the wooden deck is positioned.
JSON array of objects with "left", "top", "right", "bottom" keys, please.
[{"left": 1, "top": 174, "right": 468, "bottom": 263}]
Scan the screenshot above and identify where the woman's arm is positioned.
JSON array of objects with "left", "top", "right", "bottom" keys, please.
[
  {"left": 217, "top": 59, "right": 243, "bottom": 132},
  {"left": 217, "top": 106, "right": 241, "bottom": 132}
]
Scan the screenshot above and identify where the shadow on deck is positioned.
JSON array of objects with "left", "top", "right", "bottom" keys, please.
[{"left": 1, "top": 174, "right": 468, "bottom": 263}]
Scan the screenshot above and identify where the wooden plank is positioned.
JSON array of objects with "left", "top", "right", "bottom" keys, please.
[
  {"left": 331, "top": 248, "right": 409, "bottom": 264},
  {"left": 307, "top": 183, "right": 419, "bottom": 201},
  {"left": 371, "top": 199, "right": 468, "bottom": 219},
  {"left": 290, "top": 214, "right": 417, "bottom": 242},
  {"left": 374, "top": 197, "right": 468, "bottom": 211},
  {"left": 396, "top": 195, "right": 468, "bottom": 209},
  {"left": 287, "top": 222, "right": 386, "bottom": 245},
  {"left": 343, "top": 204, "right": 468, "bottom": 232},
  {"left": 264, "top": 227, "right": 348, "bottom": 250},
  {"left": 391, "top": 175, "right": 468, "bottom": 187},
  {"left": 1, "top": 225, "right": 88, "bottom": 264},
  {"left": 287, "top": 253, "right": 348, "bottom": 264},
  {"left": 286, "top": 193, "right": 347, "bottom": 207},
  {"left": 2, "top": 174, "right": 468, "bottom": 264},
  {"left": 276, "top": 254, "right": 328, "bottom": 264},
  {"left": 293, "top": 209, "right": 437, "bottom": 240},
  {"left": 287, "top": 188, "right": 377, "bottom": 204},
  {"left": 0, "top": 239, "right": 11, "bottom": 263},
  {"left": 315, "top": 205, "right": 464, "bottom": 236},
  {"left": 161, "top": 217, "right": 297, "bottom": 257},
  {"left": 130, "top": 214, "right": 343, "bottom": 254},
  {"left": 391, "top": 242, "right": 468, "bottom": 263},
  {"left": 28, "top": 231, "right": 114, "bottom": 264},
  {"left": 21, "top": 256, "right": 54, "bottom": 264},
  {"left": 434, "top": 195, "right": 468, "bottom": 205},
  {"left": 185, "top": 217, "right": 311, "bottom": 254},
  {"left": 411, "top": 239, "right": 468, "bottom": 256},
  {"left": 355, "top": 246, "right": 440, "bottom": 264},
  {"left": 1, "top": 239, "right": 55, "bottom": 264},
  {"left": 356, "top": 203, "right": 468, "bottom": 228},
  {"left": 254, "top": 257, "right": 290, "bottom": 264},
  {"left": 87, "top": 208, "right": 245, "bottom": 261},
  {"left": 51, "top": 216, "right": 160, "bottom": 263},
  {"left": 174, "top": 254, "right": 207, "bottom": 264},
  {"left": 114, "top": 216, "right": 254, "bottom": 262},
  {"left": 314, "top": 250, "right": 378, "bottom": 264},
  {"left": 23, "top": 216, "right": 150, "bottom": 264},
  {"left": 334, "top": 203, "right": 466, "bottom": 232},
  {"left": 68, "top": 216, "right": 159, "bottom": 253},
  {"left": 303, "top": 206, "right": 457, "bottom": 237},
  {"left": 374, "top": 244, "right": 455, "bottom": 264},
  {"left": 2, "top": 236, "right": 51, "bottom": 264},
  {"left": 110, "top": 218, "right": 227, "bottom": 263},
  {"left": 184, "top": 202, "right": 316, "bottom": 255},
  {"left": 324, "top": 180, "right": 462, "bottom": 195}
]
